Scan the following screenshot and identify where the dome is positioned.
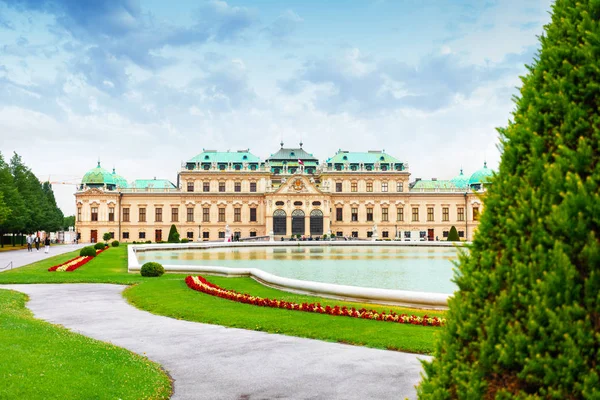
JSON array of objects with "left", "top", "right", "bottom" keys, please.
[
  {"left": 111, "top": 168, "right": 129, "bottom": 188},
  {"left": 81, "top": 162, "right": 117, "bottom": 187},
  {"left": 451, "top": 168, "right": 469, "bottom": 189},
  {"left": 468, "top": 162, "right": 494, "bottom": 186}
]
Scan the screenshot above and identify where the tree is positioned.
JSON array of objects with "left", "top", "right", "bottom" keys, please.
[
  {"left": 41, "top": 181, "right": 64, "bottom": 232},
  {"left": 0, "top": 192, "right": 9, "bottom": 226},
  {"left": 103, "top": 232, "right": 112, "bottom": 243},
  {"left": 63, "top": 215, "right": 75, "bottom": 230},
  {"left": 0, "top": 153, "right": 26, "bottom": 247},
  {"left": 447, "top": 226, "right": 459, "bottom": 242},
  {"left": 418, "top": 1, "right": 600, "bottom": 398},
  {"left": 167, "top": 224, "right": 180, "bottom": 243}
]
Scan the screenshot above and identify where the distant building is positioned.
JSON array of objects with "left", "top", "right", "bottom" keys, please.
[{"left": 75, "top": 143, "right": 493, "bottom": 243}]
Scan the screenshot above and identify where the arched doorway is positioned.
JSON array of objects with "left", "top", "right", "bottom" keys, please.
[
  {"left": 310, "top": 209, "right": 323, "bottom": 235},
  {"left": 273, "top": 209, "right": 287, "bottom": 235},
  {"left": 291, "top": 209, "right": 305, "bottom": 236}
]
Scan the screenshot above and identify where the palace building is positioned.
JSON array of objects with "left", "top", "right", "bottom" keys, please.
[{"left": 75, "top": 143, "right": 492, "bottom": 243}]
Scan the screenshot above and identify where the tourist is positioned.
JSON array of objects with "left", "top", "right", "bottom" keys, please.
[
  {"left": 44, "top": 236, "right": 50, "bottom": 254},
  {"left": 34, "top": 235, "right": 40, "bottom": 251},
  {"left": 26, "top": 234, "right": 33, "bottom": 252}
]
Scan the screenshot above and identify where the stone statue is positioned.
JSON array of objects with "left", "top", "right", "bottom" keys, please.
[{"left": 224, "top": 224, "right": 231, "bottom": 242}]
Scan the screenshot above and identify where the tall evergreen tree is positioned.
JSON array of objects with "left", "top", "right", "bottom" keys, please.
[
  {"left": 42, "top": 181, "right": 64, "bottom": 232},
  {"left": 10, "top": 153, "right": 43, "bottom": 233},
  {"left": 418, "top": 1, "right": 600, "bottom": 398},
  {"left": 0, "top": 153, "right": 26, "bottom": 247},
  {"left": 447, "top": 226, "right": 459, "bottom": 242}
]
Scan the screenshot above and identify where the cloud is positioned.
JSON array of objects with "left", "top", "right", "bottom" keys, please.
[
  {"left": 193, "top": 0, "right": 257, "bottom": 42},
  {"left": 262, "top": 10, "right": 303, "bottom": 47}
]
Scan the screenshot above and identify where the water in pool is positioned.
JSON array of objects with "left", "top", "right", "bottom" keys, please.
[{"left": 136, "top": 246, "right": 459, "bottom": 294}]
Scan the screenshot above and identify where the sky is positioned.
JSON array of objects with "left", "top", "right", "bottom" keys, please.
[{"left": 0, "top": 0, "right": 554, "bottom": 215}]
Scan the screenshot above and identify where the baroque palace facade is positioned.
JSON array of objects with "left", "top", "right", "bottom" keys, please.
[{"left": 75, "top": 143, "right": 492, "bottom": 243}]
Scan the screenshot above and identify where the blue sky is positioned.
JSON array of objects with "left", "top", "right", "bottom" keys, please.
[{"left": 0, "top": 0, "right": 553, "bottom": 214}]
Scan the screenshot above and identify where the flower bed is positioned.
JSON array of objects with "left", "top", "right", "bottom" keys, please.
[
  {"left": 185, "top": 275, "right": 446, "bottom": 327},
  {"left": 48, "top": 247, "right": 107, "bottom": 272}
]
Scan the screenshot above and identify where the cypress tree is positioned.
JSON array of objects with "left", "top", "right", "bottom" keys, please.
[
  {"left": 447, "top": 226, "right": 459, "bottom": 242},
  {"left": 167, "top": 224, "right": 180, "bottom": 243},
  {"left": 418, "top": 1, "right": 600, "bottom": 398}
]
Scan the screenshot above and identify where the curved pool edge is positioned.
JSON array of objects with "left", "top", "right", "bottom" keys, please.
[{"left": 128, "top": 242, "right": 454, "bottom": 310}]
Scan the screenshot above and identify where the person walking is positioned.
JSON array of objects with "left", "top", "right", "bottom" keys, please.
[
  {"left": 44, "top": 236, "right": 50, "bottom": 254},
  {"left": 26, "top": 234, "right": 33, "bottom": 252},
  {"left": 34, "top": 235, "right": 40, "bottom": 251}
]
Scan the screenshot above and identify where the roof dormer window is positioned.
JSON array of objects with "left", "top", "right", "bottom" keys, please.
[
  {"left": 290, "top": 152, "right": 295, "bottom": 157},
  {"left": 343, "top": 155, "right": 348, "bottom": 160},
  {"left": 204, "top": 155, "right": 209, "bottom": 160}
]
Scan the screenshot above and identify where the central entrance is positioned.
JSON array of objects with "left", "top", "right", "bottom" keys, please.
[
  {"left": 291, "top": 209, "right": 305, "bottom": 236},
  {"left": 310, "top": 209, "right": 323, "bottom": 235},
  {"left": 273, "top": 209, "right": 287, "bottom": 235}
]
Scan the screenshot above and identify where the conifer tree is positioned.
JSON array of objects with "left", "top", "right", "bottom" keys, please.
[
  {"left": 167, "top": 224, "right": 180, "bottom": 243},
  {"left": 418, "top": 1, "right": 600, "bottom": 398},
  {"left": 447, "top": 226, "right": 459, "bottom": 242},
  {"left": 0, "top": 153, "right": 26, "bottom": 247}
]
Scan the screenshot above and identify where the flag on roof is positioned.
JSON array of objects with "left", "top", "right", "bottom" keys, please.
[{"left": 298, "top": 159, "right": 304, "bottom": 165}]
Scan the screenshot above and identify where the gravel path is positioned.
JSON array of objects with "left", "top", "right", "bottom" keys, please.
[
  {"left": 0, "top": 243, "right": 87, "bottom": 272},
  {"left": 0, "top": 283, "right": 430, "bottom": 400}
]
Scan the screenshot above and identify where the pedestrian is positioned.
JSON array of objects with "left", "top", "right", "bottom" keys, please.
[
  {"left": 34, "top": 235, "right": 40, "bottom": 251},
  {"left": 44, "top": 236, "right": 50, "bottom": 254},
  {"left": 26, "top": 234, "right": 33, "bottom": 252}
]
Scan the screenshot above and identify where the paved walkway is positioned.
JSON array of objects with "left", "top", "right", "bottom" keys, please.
[
  {"left": 0, "top": 243, "right": 87, "bottom": 272},
  {"left": 0, "top": 283, "right": 430, "bottom": 400}
]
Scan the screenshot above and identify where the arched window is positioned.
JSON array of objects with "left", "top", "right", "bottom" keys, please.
[
  {"left": 310, "top": 209, "right": 324, "bottom": 235},
  {"left": 291, "top": 209, "right": 305, "bottom": 235},
  {"left": 273, "top": 209, "right": 287, "bottom": 235}
]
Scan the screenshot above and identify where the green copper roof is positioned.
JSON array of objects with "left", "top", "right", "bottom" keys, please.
[
  {"left": 112, "top": 168, "right": 129, "bottom": 188},
  {"left": 451, "top": 169, "right": 469, "bottom": 189},
  {"left": 468, "top": 162, "right": 494, "bottom": 185},
  {"left": 326, "top": 150, "right": 401, "bottom": 164},
  {"left": 410, "top": 179, "right": 458, "bottom": 190},
  {"left": 133, "top": 179, "right": 177, "bottom": 190},
  {"left": 82, "top": 162, "right": 116, "bottom": 186},
  {"left": 267, "top": 144, "right": 318, "bottom": 162},
  {"left": 188, "top": 150, "right": 261, "bottom": 164}
]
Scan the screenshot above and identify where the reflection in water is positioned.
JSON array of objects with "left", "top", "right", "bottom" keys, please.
[{"left": 137, "top": 246, "right": 459, "bottom": 294}]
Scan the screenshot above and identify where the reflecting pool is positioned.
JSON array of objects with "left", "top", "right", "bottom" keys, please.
[{"left": 137, "top": 246, "right": 459, "bottom": 294}]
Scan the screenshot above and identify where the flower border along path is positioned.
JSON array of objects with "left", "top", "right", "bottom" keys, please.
[
  {"left": 186, "top": 275, "right": 446, "bottom": 327},
  {"left": 48, "top": 247, "right": 108, "bottom": 272}
]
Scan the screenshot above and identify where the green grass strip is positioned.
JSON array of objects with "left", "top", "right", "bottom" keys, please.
[{"left": 0, "top": 289, "right": 171, "bottom": 400}]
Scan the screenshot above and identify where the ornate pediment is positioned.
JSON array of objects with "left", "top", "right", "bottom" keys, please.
[
  {"left": 273, "top": 176, "right": 322, "bottom": 195},
  {"left": 78, "top": 187, "right": 107, "bottom": 196}
]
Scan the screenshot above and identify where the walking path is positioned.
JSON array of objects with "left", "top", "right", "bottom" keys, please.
[
  {"left": 0, "top": 243, "right": 87, "bottom": 272},
  {"left": 0, "top": 283, "right": 430, "bottom": 400}
]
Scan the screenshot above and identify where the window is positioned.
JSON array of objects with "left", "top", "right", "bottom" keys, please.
[
  {"left": 367, "top": 208, "right": 373, "bottom": 222},
  {"left": 336, "top": 231, "right": 343, "bottom": 237},
  {"left": 352, "top": 231, "right": 358, "bottom": 238},
  {"left": 457, "top": 207, "right": 465, "bottom": 221},
  {"left": 122, "top": 232, "right": 129, "bottom": 239},
  {"left": 91, "top": 207, "right": 98, "bottom": 221},
  {"left": 77, "top": 207, "right": 82, "bottom": 222},
  {"left": 458, "top": 230, "right": 465, "bottom": 238},
  {"left": 203, "top": 182, "right": 210, "bottom": 192},
  {"left": 443, "top": 231, "right": 449, "bottom": 238},
  {"left": 250, "top": 208, "right": 257, "bottom": 222},
  {"left": 218, "top": 207, "right": 225, "bottom": 222},
  {"left": 234, "top": 208, "right": 241, "bottom": 222},
  {"left": 442, "top": 207, "right": 449, "bottom": 221},
  {"left": 382, "top": 231, "right": 389, "bottom": 238},
  {"left": 382, "top": 208, "right": 389, "bottom": 222},
  {"left": 351, "top": 208, "right": 358, "bottom": 222},
  {"left": 218, "top": 231, "right": 225, "bottom": 239},
  {"left": 109, "top": 232, "right": 115, "bottom": 239},
  {"left": 397, "top": 182, "right": 404, "bottom": 192},
  {"left": 473, "top": 207, "right": 480, "bottom": 221},
  {"left": 203, "top": 207, "right": 210, "bottom": 222},
  {"left": 203, "top": 232, "right": 210, "bottom": 240},
  {"left": 397, "top": 208, "right": 404, "bottom": 222},
  {"left": 155, "top": 208, "right": 162, "bottom": 222},
  {"left": 171, "top": 208, "right": 178, "bottom": 222},
  {"left": 108, "top": 207, "right": 114, "bottom": 222},
  {"left": 187, "top": 231, "right": 193, "bottom": 239},
  {"left": 427, "top": 207, "right": 434, "bottom": 222},
  {"left": 234, "top": 182, "right": 241, "bottom": 192},
  {"left": 367, "top": 231, "right": 373, "bottom": 238},
  {"left": 312, "top": 201, "right": 321, "bottom": 206},
  {"left": 366, "top": 182, "right": 373, "bottom": 192},
  {"left": 219, "top": 182, "right": 225, "bottom": 192},
  {"left": 250, "top": 231, "right": 257, "bottom": 237},
  {"left": 250, "top": 182, "right": 257, "bottom": 192},
  {"left": 294, "top": 201, "right": 303, "bottom": 206},
  {"left": 187, "top": 208, "right": 194, "bottom": 222},
  {"left": 187, "top": 181, "right": 194, "bottom": 192},
  {"left": 412, "top": 207, "right": 419, "bottom": 222},
  {"left": 381, "top": 182, "right": 388, "bottom": 192},
  {"left": 123, "top": 208, "right": 130, "bottom": 222},
  {"left": 139, "top": 231, "right": 146, "bottom": 239},
  {"left": 275, "top": 201, "right": 284, "bottom": 206},
  {"left": 139, "top": 208, "right": 146, "bottom": 222},
  {"left": 336, "top": 207, "right": 343, "bottom": 222},
  {"left": 351, "top": 182, "right": 357, "bottom": 192},
  {"left": 336, "top": 182, "right": 342, "bottom": 192}
]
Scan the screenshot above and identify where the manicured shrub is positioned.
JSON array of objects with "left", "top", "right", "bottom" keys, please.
[
  {"left": 102, "top": 232, "right": 112, "bottom": 242},
  {"left": 167, "top": 224, "right": 180, "bottom": 243},
  {"left": 140, "top": 262, "right": 164, "bottom": 277},
  {"left": 94, "top": 242, "right": 105, "bottom": 250},
  {"left": 111, "top": 240, "right": 119, "bottom": 247},
  {"left": 145, "top": 240, "right": 151, "bottom": 244},
  {"left": 180, "top": 238, "right": 189, "bottom": 243},
  {"left": 418, "top": 2, "right": 600, "bottom": 398},
  {"left": 79, "top": 246, "right": 96, "bottom": 257},
  {"left": 447, "top": 226, "right": 459, "bottom": 242}
]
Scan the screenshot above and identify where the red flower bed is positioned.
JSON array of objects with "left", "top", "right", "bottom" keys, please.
[
  {"left": 48, "top": 247, "right": 107, "bottom": 272},
  {"left": 185, "top": 275, "right": 446, "bottom": 327}
]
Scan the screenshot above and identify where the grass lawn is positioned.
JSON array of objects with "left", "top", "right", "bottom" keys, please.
[
  {"left": 0, "top": 245, "right": 444, "bottom": 354},
  {"left": 0, "top": 289, "right": 171, "bottom": 400}
]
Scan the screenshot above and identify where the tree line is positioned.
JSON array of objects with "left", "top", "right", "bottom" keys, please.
[{"left": 0, "top": 152, "right": 70, "bottom": 247}]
